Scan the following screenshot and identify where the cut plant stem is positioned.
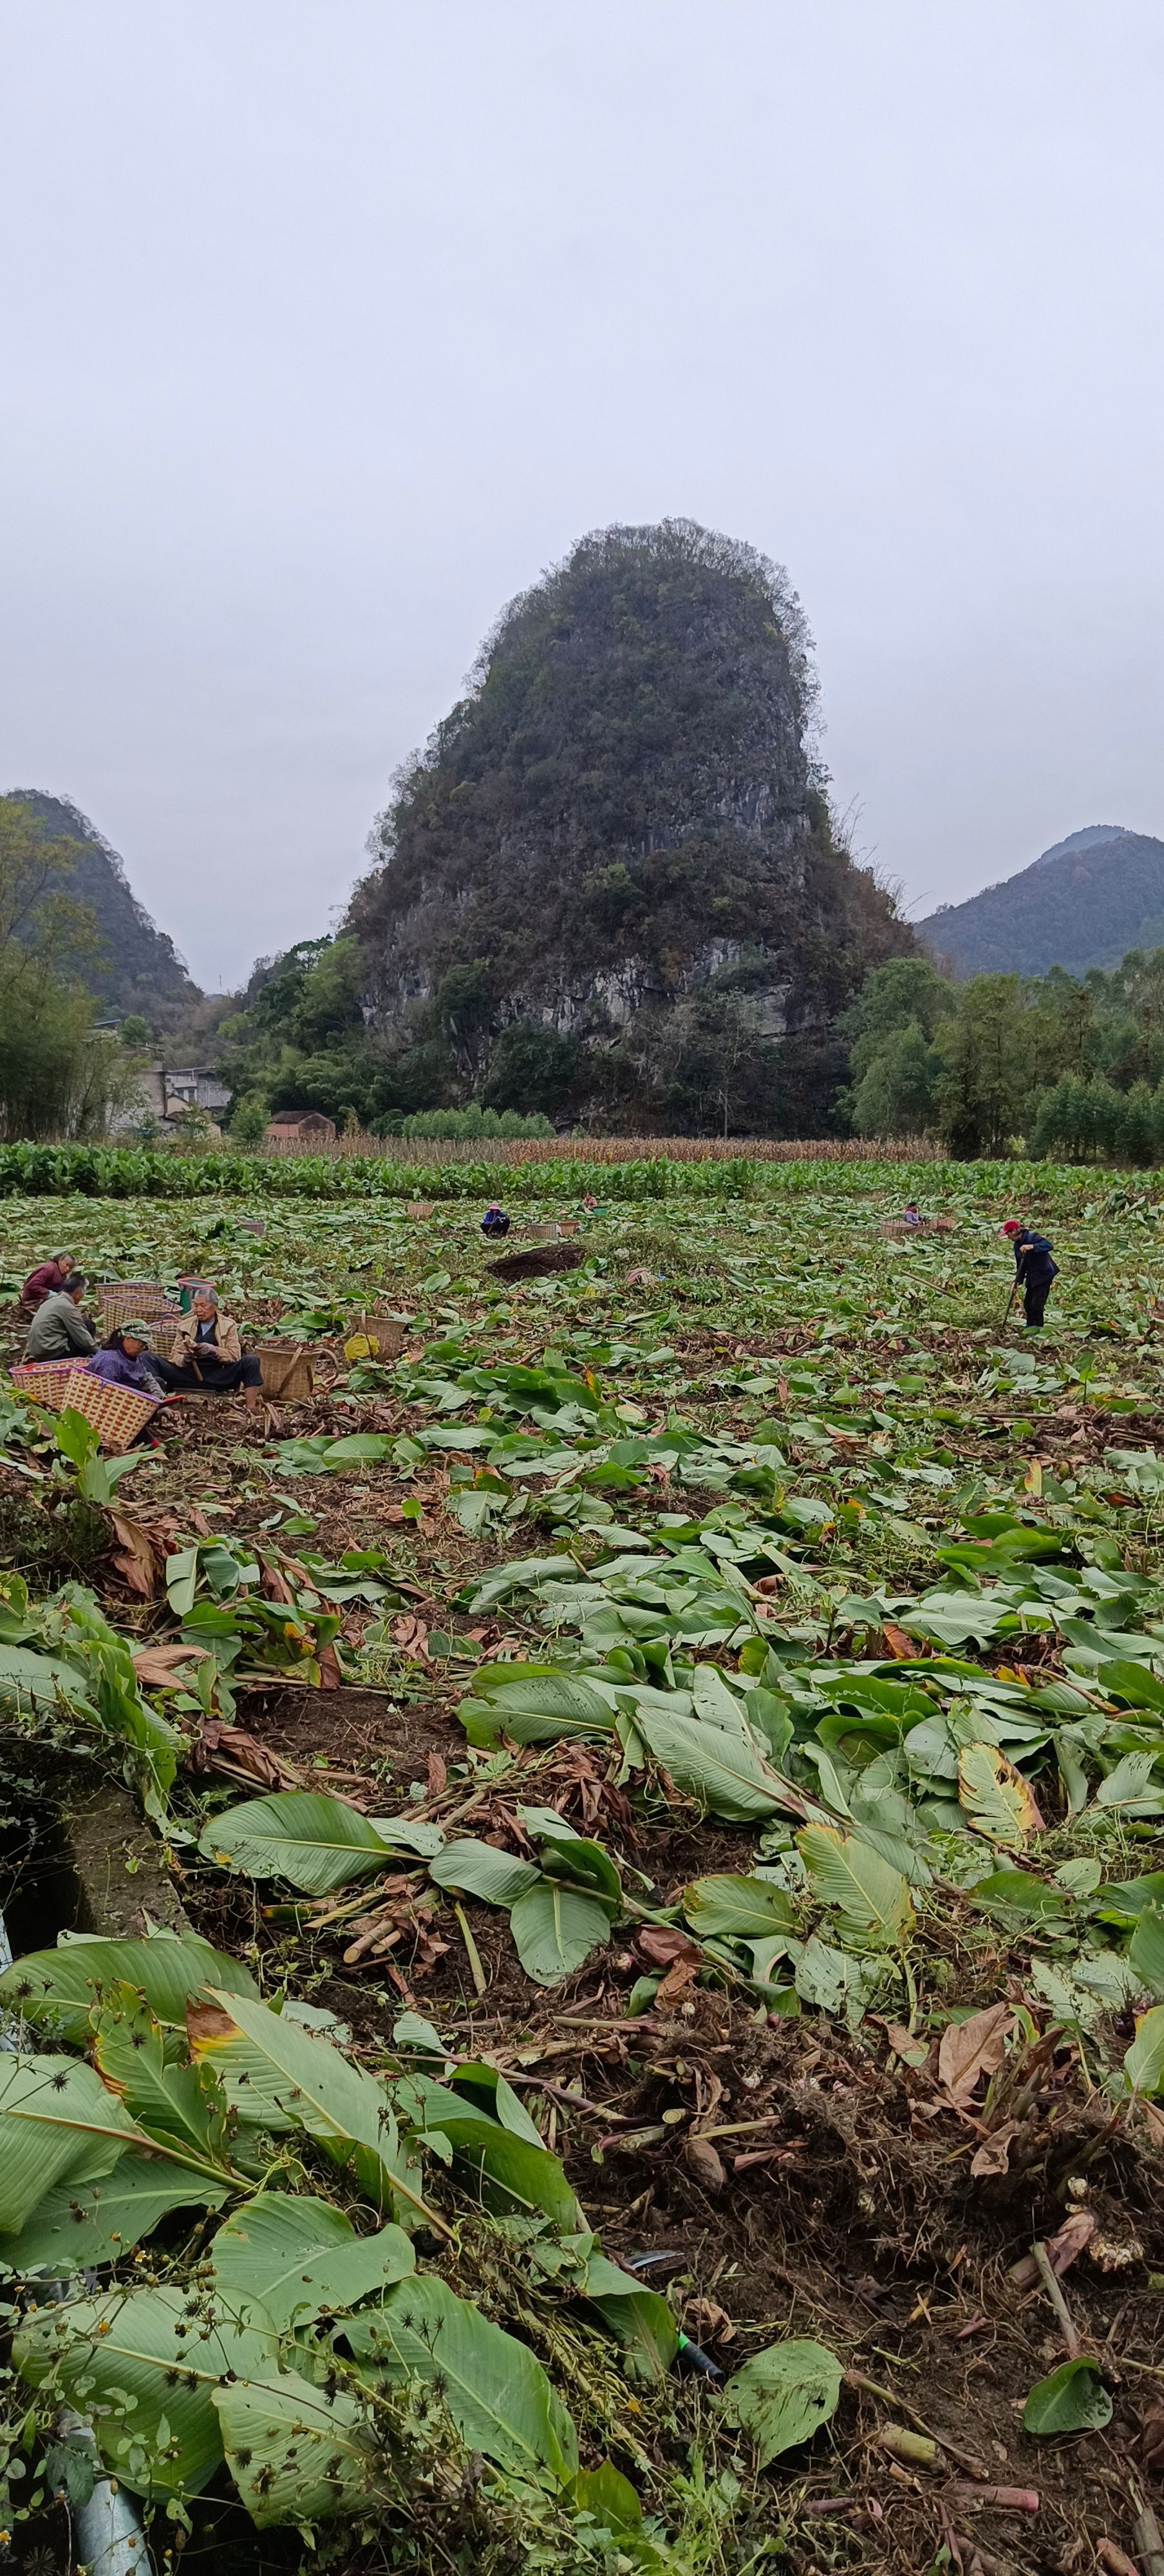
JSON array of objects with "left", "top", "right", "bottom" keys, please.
[
  {"left": 844, "top": 2370, "right": 987, "bottom": 2479},
  {"left": 1032, "top": 2237, "right": 1080, "bottom": 2357},
  {"left": 454, "top": 1900, "right": 488, "bottom": 1997}
]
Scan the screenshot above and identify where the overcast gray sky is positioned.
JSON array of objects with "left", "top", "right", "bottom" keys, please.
[{"left": 3, "top": 3, "right": 1163, "bottom": 994}]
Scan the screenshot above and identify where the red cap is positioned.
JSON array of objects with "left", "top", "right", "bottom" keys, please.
[{"left": 1001, "top": 1220, "right": 1022, "bottom": 1235}]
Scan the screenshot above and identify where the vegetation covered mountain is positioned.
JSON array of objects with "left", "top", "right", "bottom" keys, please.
[
  {"left": 344, "top": 520, "right": 915, "bottom": 1133},
  {"left": 919, "top": 825, "right": 1164, "bottom": 977},
  {"left": 1, "top": 791, "right": 202, "bottom": 1027}
]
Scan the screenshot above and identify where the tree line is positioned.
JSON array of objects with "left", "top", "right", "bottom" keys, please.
[{"left": 841, "top": 948, "right": 1164, "bottom": 1158}]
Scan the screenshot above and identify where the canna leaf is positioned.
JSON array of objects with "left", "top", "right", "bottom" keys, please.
[
  {"left": 796, "top": 1825, "right": 914, "bottom": 1946},
  {"left": 957, "top": 1742, "right": 1044, "bottom": 1847},
  {"left": 0, "top": 1934, "right": 256, "bottom": 2049},
  {"left": 346, "top": 2274, "right": 578, "bottom": 2487},
  {"left": 210, "top": 2191, "right": 414, "bottom": 2328},
  {"left": 198, "top": 1790, "right": 393, "bottom": 1895},
  {"left": 724, "top": 2337, "right": 843, "bottom": 2465}
]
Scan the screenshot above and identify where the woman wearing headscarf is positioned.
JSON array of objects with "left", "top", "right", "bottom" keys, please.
[{"left": 86, "top": 1322, "right": 168, "bottom": 1397}]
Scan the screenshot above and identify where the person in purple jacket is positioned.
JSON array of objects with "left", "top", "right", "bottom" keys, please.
[{"left": 85, "top": 1322, "right": 168, "bottom": 1399}]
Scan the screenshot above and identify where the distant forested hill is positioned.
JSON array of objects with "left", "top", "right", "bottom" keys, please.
[
  {"left": 1, "top": 791, "right": 202, "bottom": 1024},
  {"left": 348, "top": 518, "right": 914, "bottom": 1133},
  {"left": 919, "top": 826, "right": 1164, "bottom": 976}
]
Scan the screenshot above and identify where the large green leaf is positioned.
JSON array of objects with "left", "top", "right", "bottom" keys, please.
[
  {"left": 427, "top": 1839, "right": 541, "bottom": 1908},
  {"left": 0, "top": 1643, "right": 96, "bottom": 1711},
  {"left": 724, "top": 2338, "right": 843, "bottom": 2465},
  {"left": 796, "top": 1825, "right": 913, "bottom": 1947},
  {"left": 0, "top": 1933, "right": 256, "bottom": 2049},
  {"left": 191, "top": 1989, "right": 409, "bottom": 2217},
  {"left": 1129, "top": 1904, "right": 1164, "bottom": 1999},
  {"left": 0, "top": 2157, "right": 229, "bottom": 2277},
  {"left": 346, "top": 2274, "right": 578, "bottom": 2487},
  {"left": 215, "top": 2369, "right": 384, "bottom": 2526},
  {"left": 198, "top": 1791, "right": 392, "bottom": 1894},
  {"left": 0, "top": 2055, "right": 143, "bottom": 2232},
  {"left": 94, "top": 1987, "right": 234, "bottom": 2171},
  {"left": 211, "top": 2192, "right": 414, "bottom": 2329},
  {"left": 411, "top": 2083, "right": 581, "bottom": 2228},
  {"left": 579, "top": 2255, "right": 679, "bottom": 2379},
  {"left": 533, "top": 1827, "right": 622, "bottom": 1906},
  {"left": 14, "top": 2284, "right": 281, "bottom": 2496},
  {"left": 1023, "top": 2356, "right": 1112, "bottom": 2436},
  {"left": 682, "top": 1874, "right": 798, "bottom": 1943},
  {"left": 1096, "top": 1751, "right": 1164, "bottom": 1812},
  {"left": 1125, "top": 2002, "right": 1164, "bottom": 2096},
  {"left": 508, "top": 1882, "right": 614, "bottom": 1984},
  {"left": 458, "top": 1674, "right": 616, "bottom": 1749},
  {"left": 632, "top": 1704, "right": 794, "bottom": 1822},
  {"left": 957, "top": 1741, "right": 1043, "bottom": 1846}
]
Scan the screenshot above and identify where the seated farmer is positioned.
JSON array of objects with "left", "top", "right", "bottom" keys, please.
[
  {"left": 1002, "top": 1218, "right": 1058, "bottom": 1329},
  {"left": 902, "top": 1201, "right": 923, "bottom": 1227},
  {"left": 151, "top": 1286, "right": 263, "bottom": 1413},
  {"left": 19, "top": 1251, "right": 74, "bottom": 1313},
  {"left": 481, "top": 1203, "right": 510, "bottom": 1238},
  {"left": 24, "top": 1272, "right": 97, "bottom": 1361},
  {"left": 86, "top": 1321, "right": 167, "bottom": 1399}
]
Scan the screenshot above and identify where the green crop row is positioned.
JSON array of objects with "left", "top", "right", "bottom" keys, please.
[{"left": 0, "top": 1137, "right": 1157, "bottom": 1211}]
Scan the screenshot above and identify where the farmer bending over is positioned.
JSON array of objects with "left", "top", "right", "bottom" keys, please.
[
  {"left": 1002, "top": 1219, "right": 1058, "bottom": 1329},
  {"left": 86, "top": 1321, "right": 167, "bottom": 1398},
  {"left": 151, "top": 1287, "right": 263, "bottom": 1412},
  {"left": 19, "top": 1251, "right": 74, "bottom": 1314},
  {"left": 24, "top": 1273, "right": 97, "bottom": 1361}
]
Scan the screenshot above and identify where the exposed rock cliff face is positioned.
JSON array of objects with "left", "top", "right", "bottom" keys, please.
[{"left": 350, "top": 520, "right": 914, "bottom": 1129}]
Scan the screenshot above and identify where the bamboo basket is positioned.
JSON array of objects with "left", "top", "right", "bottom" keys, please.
[
  {"left": 406, "top": 1201, "right": 435, "bottom": 1220},
  {"left": 255, "top": 1340, "right": 341, "bottom": 1400},
  {"left": 99, "top": 1283, "right": 180, "bottom": 1332},
  {"left": 10, "top": 1359, "right": 81, "bottom": 1408},
  {"left": 59, "top": 1369, "right": 160, "bottom": 1452},
  {"left": 878, "top": 1217, "right": 955, "bottom": 1238}
]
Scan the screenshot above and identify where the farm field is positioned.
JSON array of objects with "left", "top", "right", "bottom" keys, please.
[{"left": 1, "top": 1166, "right": 1164, "bottom": 2575}]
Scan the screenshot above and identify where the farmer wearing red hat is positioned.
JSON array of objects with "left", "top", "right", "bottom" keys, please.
[{"left": 1002, "top": 1220, "right": 1058, "bottom": 1329}]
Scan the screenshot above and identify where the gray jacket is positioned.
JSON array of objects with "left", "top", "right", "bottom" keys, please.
[{"left": 25, "top": 1291, "right": 98, "bottom": 1361}]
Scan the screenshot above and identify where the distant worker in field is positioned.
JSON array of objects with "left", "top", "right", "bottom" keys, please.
[
  {"left": 481, "top": 1204, "right": 510, "bottom": 1238},
  {"left": 901, "top": 1201, "right": 923, "bottom": 1227},
  {"left": 151, "top": 1286, "right": 264, "bottom": 1413},
  {"left": 24, "top": 1272, "right": 97, "bottom": 1360},
  {"left": 19, "top": 1250, "right": 75, "bottom": 1313},
  {"left": 1002, "top": 1220, "right": 1058, "bottom": 1329}
]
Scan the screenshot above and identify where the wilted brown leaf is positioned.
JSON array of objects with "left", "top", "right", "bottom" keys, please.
[
  {"left": 969, "top": 2122, "right": 1022, "bottom": 2178},
  {"left": 938, "top": 2002, "right": 1014, "bottom": 2108}
]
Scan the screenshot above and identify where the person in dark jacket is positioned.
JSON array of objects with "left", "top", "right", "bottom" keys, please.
[
  {"left": 481, "top": 1204, "right": 510, "bottom": 1238},
  {"left": 1002, "top": 1220, "right": 1058, "bottom": 1328},
  {"left": 24, "top": 1274, "right": 97, "bottom": 1360}
]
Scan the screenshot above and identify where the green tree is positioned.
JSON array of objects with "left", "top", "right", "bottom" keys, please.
[
  {"left": 482, "top": 1021, "right": 578, "bottom": 1117},
  {"left": 837, "top": 954, "right": 955, "bottom": 1135},
  {"left": 0, "top": 801, "right": 139, "bottom": 1139},
  {"left": 934, "top": 974, "right": 1032, "bottom": 1156}
]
